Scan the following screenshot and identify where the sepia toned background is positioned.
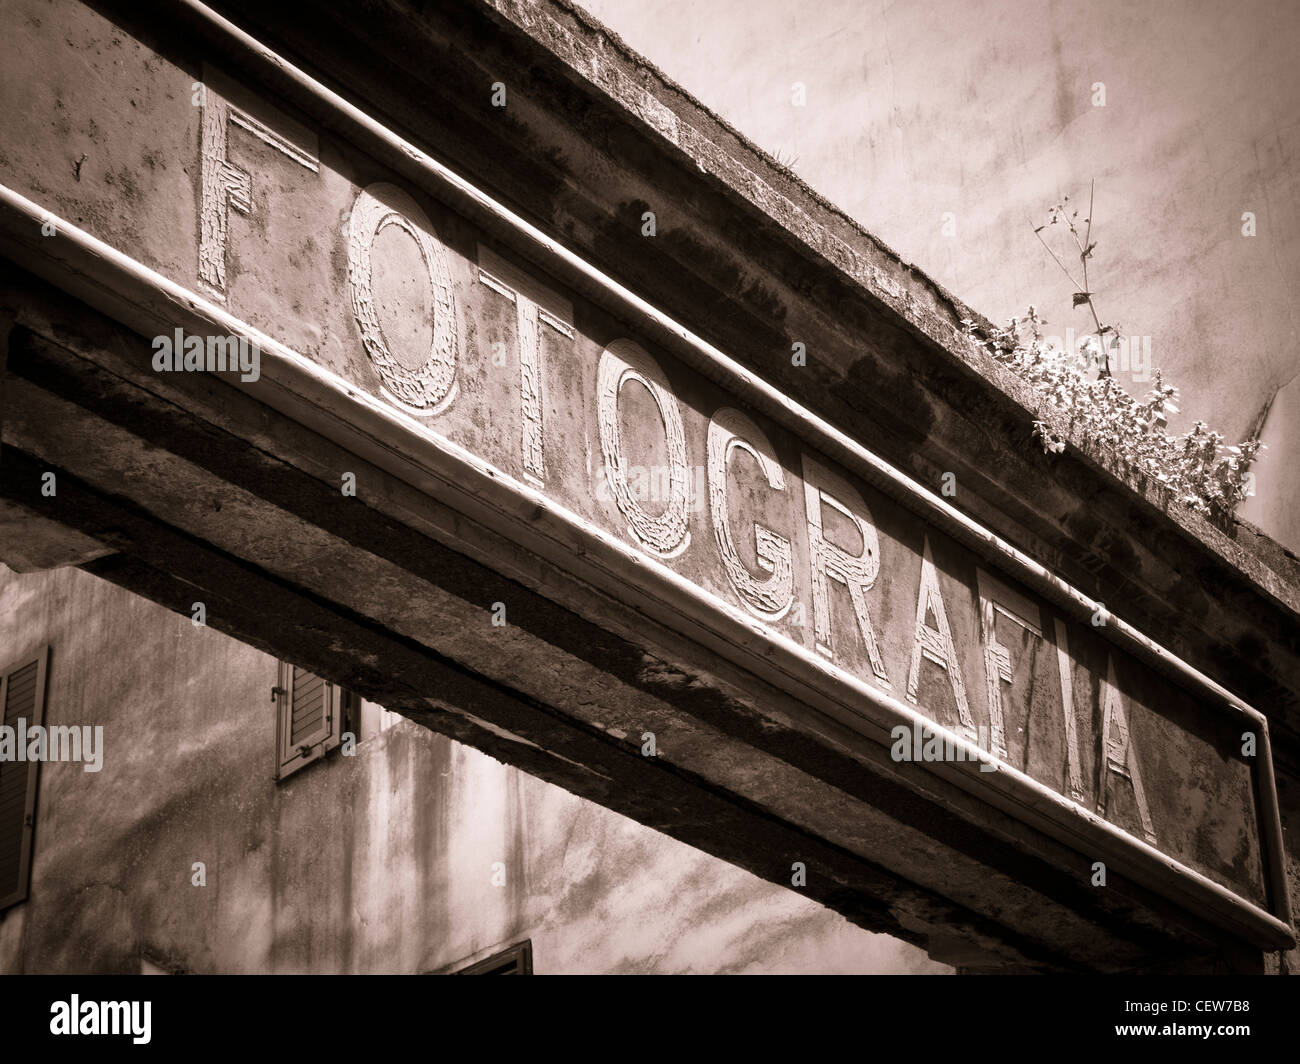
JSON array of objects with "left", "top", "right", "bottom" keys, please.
[{"left": 584, "top": 0, "right": 1300, "bottom": 552}]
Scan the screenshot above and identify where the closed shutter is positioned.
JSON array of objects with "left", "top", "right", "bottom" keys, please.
[
  {"left": 275, "top": 662, "right": 343, "bottom": 779},
  {"left": 0, "top": 646, "right": 49, "bottom": 911}
]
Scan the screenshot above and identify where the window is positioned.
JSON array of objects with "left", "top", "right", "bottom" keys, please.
[
  {"left": 455, "top": 940, "right": 533, "bottom": 975},
  {"left": 273, "top": 661, "right": 398, "bottom": 780},
  {"left": 0, "top": 646, "right": 49, "bottom": 911},
  {"left": 273, "top": 662, "right": 351, "bottom": 780}
]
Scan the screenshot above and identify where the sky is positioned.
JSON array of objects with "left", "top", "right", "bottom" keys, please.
[{"left": 581, "top": 0, "right": 1300, "bottom": 552}]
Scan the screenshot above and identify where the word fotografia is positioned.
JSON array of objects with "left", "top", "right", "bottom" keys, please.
[
  {"left": 151, "top": 327, "right": 261, "bottom": 382},
  {"left": 178, "top": 73, "right": 1257, "bottom": 862},
  {"left": 0, "top": 719, "right": 103, "bottom": 772},
  {"left": 200, "top": 174, "right": 1167, "bottom": 842},
  {"left": 50, "top": 996, "right": 151, "bottom": 1044}
]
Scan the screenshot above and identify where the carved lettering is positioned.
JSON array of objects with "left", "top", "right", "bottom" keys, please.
[
  {"left": 197, "top": 66, "right": 318, "bottom": 296},
  {"left": 1097, "top": 656, "right": 1157, "bottom": 843},
  {"left": 597, "top": 340, "right": 691, "bottom": 558},
  {"left": 801, "top": 454, "right": 889, "bottom": 686},
  {"left": 976, "top": 567, "right": 1043, "bottom": 760},
  {"left": 707, "top": 407, "right": 794, "bottom": 620},
  {"left": 477, "top": 244, "right": 574, "bottom": 486},
  {"left": 347, "top": 183, "right": 459, "bottom": 415},
  {"left": 906, "top": 536, "right": 973, "bottom": 734}
]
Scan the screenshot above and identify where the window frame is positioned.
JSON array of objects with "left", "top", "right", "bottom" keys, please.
[
  {"left": 0, "top": 644, "right": 50, "bottom": 912},
  {"left": 274, "top": 661, "right": 347, "bottom": 780},
  {"left": 454, "top": 940, "right": 534, "bottom": 975}
]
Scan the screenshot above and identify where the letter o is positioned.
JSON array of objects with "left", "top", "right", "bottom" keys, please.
[
  {"left": 597, "top": 340, "right": 690, "bottom": 558},
  {"left": 347, "top": 182, "right": 458, "bottom": 415}
]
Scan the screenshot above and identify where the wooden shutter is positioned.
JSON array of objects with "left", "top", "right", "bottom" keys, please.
[
  {"left": 0, "top": 646, "right": 49, "bottom": 911},
  {"left": 274, "top": 662, "right": 344, "bottom": 780}
]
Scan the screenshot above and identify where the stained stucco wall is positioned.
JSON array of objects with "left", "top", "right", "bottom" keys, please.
[
  {"left": 0, "top": 564, "right": 945, "bottom": 973},
  {"left": 579, "top": 0, "right": 1300, "bottom": 554}
]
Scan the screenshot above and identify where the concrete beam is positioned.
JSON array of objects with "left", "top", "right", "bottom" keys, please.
[{"left": 0, "top": 266, "right": 1275, "bottom": 970}]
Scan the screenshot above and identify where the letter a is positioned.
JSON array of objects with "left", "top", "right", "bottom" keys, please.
[
  {"left": 1096, "top": 657, "right": 1156, "bottom": 843},
  {"left": 906, "top": 536, "right": 974, "bottom": 735}
]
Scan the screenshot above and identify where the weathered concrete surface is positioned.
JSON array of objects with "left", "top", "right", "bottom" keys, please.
[
  {"left": 0, "top": 125, "right": 1270, "bottom": 906},
  {"left": 0, "top": 564, "right": 943, "bottom": 974},
  {"left": 0, "top": 0, "right": 1294, "bottom": 969},
  {"left": 0, "top": 269, "right": 1277, "bottom": 971},
  {"left": 0, "top": 498, "right": 113, "bottom": 572},
  {"left": 0, "top": 0, "right": 1273, "bottom": 899}
]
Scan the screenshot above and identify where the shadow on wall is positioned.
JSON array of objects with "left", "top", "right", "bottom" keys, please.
[{"left": 0, "top": 564, "right": 947, "bottom": 974}]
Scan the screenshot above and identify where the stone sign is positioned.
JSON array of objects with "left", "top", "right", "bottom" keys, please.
[{"left": 0, "top": 9, "right": 1289, "bottom": 950}]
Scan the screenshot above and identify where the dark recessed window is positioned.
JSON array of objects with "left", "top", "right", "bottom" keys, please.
[{"left": 455, "top": 940, "right": 533, "bottom": 975}]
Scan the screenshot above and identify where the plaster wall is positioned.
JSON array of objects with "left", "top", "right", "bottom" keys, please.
[{"left": 0, "top": 564, "right": 945, "bottom": 973}]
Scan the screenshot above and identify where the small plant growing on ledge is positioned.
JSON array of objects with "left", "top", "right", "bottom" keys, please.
[{"left": 960, "top": 184, "right": 1264, "bottom": 523}]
